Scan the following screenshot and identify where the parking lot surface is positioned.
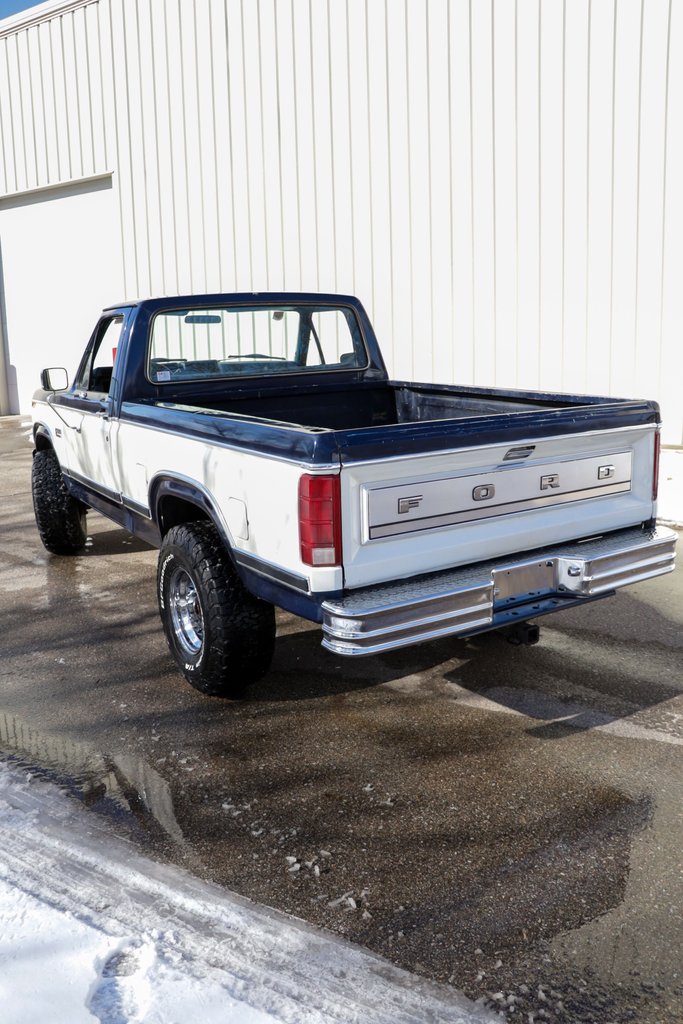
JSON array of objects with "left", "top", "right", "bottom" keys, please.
[{"left": 1, "top": 416, "right": 682, "bottom": 1023}]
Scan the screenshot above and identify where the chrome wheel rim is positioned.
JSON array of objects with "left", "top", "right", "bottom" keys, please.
[{"left": 168, "top": 567, "right": 204, "bottom": 657}]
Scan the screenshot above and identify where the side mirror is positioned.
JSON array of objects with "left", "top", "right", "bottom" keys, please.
[{"left": 41, "top": 367, "right": 69, "bottom": 392}]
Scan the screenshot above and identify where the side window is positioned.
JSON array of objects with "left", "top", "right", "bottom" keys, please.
[{"left": 76, "top": 316, "right": 124, "bottom": 395}]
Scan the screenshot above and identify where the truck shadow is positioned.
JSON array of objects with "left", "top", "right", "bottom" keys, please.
[
  {"left": 258, "top": 587, "right": 683, "bottom": 745},
  {"left": 441, "top": 590, "right": 683, "bottom": 742},
  {"left": 81, "top": 526, "right": 156, "bottom": 557},
  {"left": 251, "top": 623, "right": 453, "bottom": 701}
]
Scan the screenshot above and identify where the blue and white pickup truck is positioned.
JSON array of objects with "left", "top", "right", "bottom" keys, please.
[{"left": 31, "top": 293, "right": 676, "bottom": 696}]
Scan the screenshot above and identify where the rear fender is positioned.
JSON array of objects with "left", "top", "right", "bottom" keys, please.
[{"left": 149, "top": 475, "right": 240, "bottom": 571}]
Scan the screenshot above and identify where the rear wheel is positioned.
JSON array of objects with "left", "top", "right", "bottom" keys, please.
[
  {"left": 157, "top": 521, "right": 275, "bottom": 697},
  {"left": 32, "top": 448, "right": 87, "bottom": 554}
]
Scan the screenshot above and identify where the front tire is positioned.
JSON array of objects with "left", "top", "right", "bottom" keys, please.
[
  {"left": 32, "top": 448, "right": 87, "bottom": 554},
  {"left": 157, "top": 522, "right": 275, "bottom": 697}
]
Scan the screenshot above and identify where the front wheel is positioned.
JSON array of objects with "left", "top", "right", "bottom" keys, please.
[
  {"left": 32, "top": 448, "right": 87, "bottom": 554},
  {"left": 157, "top": 522, "right": 275, "bottom": 697}
]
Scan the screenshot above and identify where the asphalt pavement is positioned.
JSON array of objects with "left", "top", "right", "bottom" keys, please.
[{"left": 1, "top": 415, "right": 682, "bottom": 1024}]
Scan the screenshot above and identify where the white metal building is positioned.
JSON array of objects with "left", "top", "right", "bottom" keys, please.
[{"left": 0, "top": 0, "right": 681, "bottom": 453}]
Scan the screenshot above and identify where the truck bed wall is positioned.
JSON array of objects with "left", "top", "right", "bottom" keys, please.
[
  {"left": 197, "top": 385, "right": 396, "bottom": 430},
  {"left": 187, "top": 382, "right": 569, "bottom": 432}
]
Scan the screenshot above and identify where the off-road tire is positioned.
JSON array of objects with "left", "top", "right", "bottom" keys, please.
[
  {"left": 157, "top": 521, "right": 275, "bottom": 697},
  {"left": 32, "top": 448, "right": 87, "bottom": 554}
]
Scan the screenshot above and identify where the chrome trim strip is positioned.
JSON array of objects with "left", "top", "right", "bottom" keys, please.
[
  {"left": 233, "top": 550, "right": 310, "bottom": 594},
  {"left": 321, "top": 526, "right": 677, "bottom": 656},
  {"left": 64, "top": 469, "right": 121, "bottom": 506},
  {"left": 122, "top": 496, "right": 152, "bottom": 519}
]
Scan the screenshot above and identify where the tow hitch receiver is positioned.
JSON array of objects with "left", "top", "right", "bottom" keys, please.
[{"left": 499, "top": 622, "right": 540, "bottom": 646}]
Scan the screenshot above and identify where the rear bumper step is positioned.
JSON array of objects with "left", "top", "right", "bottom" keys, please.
[{"left": 321, "top": 525, "right": 677, "bottom": 656}]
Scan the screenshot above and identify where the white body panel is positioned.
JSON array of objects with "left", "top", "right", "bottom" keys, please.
[
  {"left": 36, "top": 396, "right": 340, "bottom": 593},
  {"left": 77, "top": 413, "right": 118, "bottom": 495},
  {"left": 114, "top": 416, "right": 341, "bottom": 595}
]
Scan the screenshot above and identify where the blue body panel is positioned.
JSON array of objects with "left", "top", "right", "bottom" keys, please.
[
  {"left": 115, "top": 388, "right": 659, "bottom": 467},
  {"left": 119, "top": 399, "right": 343, "bottom": 464},
  {"left": 333, "top": 388, "right": 659, "bottom": 463}
]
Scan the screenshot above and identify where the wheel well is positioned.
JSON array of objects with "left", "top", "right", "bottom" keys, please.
[
  {"left": 157, "top": 495, "right": 210, "bottom": 536},
  {"left": 34, "top": 427, "right": 53, "bottom": 451}
]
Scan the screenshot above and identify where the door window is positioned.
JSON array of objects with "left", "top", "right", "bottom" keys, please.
[{"left": 75, "top": 316, "right": 124, "bottom": 395}]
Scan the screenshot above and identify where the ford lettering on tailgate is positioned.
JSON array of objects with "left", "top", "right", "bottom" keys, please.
[{"left": 366, "top": 452, "right": 633, "bottom": 540}]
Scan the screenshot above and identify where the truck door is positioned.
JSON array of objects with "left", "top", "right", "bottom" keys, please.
[{"left": 58, "top": 314, "right": 125, "bottom": 502}]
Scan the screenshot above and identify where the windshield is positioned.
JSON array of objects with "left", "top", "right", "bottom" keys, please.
[{"left": 148, "top": 304, "right": 368, "bottom": 384}]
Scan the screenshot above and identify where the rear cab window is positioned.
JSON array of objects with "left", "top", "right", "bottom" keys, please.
[{"left": 147, "top": 303, "right": 368, "bottom": 384}]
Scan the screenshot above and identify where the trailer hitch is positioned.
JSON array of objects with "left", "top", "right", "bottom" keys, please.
[{"left": 499, "top": 621, "right": 540, "bottom": 646}]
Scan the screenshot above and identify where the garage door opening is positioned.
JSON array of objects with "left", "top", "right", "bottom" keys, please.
[{"left": 0, "top": 172, "right": 120, "bottom": 416}]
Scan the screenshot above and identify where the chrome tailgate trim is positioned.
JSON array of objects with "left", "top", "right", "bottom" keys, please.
[{"left": 322, "top": 526, "right": 677, "bottom": 656}]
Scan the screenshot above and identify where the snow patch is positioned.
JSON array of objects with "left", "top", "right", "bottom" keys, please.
[{"left": 0, "top": 762, "right": 495, "bottom": 1024}]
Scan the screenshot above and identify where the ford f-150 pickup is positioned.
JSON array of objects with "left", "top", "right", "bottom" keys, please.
[{"left": 31, "top": 293, "right": 677, "bottom": 697}]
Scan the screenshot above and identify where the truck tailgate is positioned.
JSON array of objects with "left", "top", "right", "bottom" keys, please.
[{"left": 339, "top": 424, "right": 657, "bottom": 589}]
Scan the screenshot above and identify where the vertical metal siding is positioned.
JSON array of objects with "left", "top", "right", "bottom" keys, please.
[{"left": 0, "top": 0, "right": 681, "bottom": 442}]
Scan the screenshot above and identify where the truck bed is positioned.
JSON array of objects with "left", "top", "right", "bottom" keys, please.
[{"left": 174, "top": 380, "right": 589, "bottom": 432}]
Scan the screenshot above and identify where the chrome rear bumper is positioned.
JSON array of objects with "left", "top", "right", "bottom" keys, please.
[{"left": 321, "top": 525, "right": 677, "bottom": 656}]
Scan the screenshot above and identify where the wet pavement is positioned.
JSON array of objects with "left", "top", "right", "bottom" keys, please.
[{"left": 1, "top": 415, "right": 682, "bottom": 1023}]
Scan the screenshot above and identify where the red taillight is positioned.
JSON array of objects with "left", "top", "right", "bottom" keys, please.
[
  {"left": 652, "top": 431, "right": 661, "bottom": 501},
  {"left": 298, "top": 474, "right": 341, "bottom": 567}
]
